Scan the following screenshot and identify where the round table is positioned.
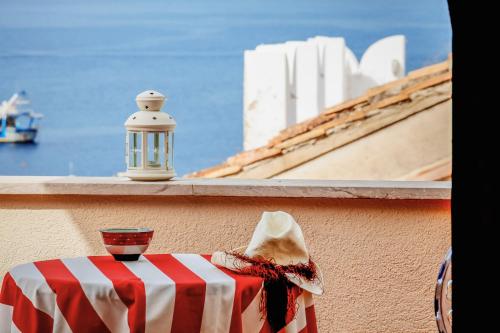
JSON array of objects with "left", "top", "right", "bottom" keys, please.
[{"left": 0, "top": 254, "right": 317, "bottom": 333}]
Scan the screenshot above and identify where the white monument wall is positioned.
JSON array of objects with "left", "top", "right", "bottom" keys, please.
[{"left": 243, "top": 35, "right": 406, "bottom": 150}]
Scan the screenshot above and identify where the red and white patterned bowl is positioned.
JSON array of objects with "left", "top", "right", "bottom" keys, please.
[{"left": 99, "top": 228, "right": 154, "bottom": 261}]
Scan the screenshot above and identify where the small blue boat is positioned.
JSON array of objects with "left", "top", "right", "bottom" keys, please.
[{"left": 0, "top": 91, "right": 43, "bottom": 143}]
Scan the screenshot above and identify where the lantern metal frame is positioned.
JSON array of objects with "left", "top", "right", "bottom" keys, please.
[{"left": 124, "top": 90, "right": 176, "bottom": 181}]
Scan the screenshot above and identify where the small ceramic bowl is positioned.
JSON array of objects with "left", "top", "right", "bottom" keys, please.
[{"left": 99, "top": 228, "right": 154, "bottom": 261}]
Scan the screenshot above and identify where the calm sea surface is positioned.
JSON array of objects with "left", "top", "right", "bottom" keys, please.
[{"left": 0, "top": 0, "right": 451, "bottom": 176}]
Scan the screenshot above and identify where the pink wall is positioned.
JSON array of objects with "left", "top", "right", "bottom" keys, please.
[{"left": 0, "top": 194, "right": 450, "bottom": 332}]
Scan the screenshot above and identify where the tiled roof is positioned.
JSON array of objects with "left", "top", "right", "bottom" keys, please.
[{"left": 187, "top": 56, "right": 452, "bottom": 179}]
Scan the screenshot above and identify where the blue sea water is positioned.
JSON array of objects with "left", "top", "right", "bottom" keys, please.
[{"left": 0, "top": 0, "right": 451, "bottom": 177}]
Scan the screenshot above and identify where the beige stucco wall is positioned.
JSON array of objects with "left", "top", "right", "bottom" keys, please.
[
  {"left": 276, "top": 100, "right": 451, "bottom": 180},
  {"left": 0, "top": 193, "right": 450, "bottom": 332}
]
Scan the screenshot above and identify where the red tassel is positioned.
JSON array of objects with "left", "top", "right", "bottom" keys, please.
[{"left": 227, "top": 252, "right": 319, "bottom": 332}]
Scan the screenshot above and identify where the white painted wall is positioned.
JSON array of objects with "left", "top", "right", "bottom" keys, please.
[
  {"left": 243, "top": 49, "right": 290, "bottom": 149},
  {"left": 243, "top": 35, "right": 406, "bottom": 150}
]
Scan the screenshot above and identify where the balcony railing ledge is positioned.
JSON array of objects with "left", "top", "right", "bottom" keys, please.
[{"left": 0, "top": 176, "right": 451, "bottom": 200}]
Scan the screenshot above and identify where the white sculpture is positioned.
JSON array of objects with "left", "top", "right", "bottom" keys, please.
[{"left": 243, "top": 35, "right": 406, "bottom": 150}]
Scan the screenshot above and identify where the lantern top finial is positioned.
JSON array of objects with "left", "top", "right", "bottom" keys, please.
[
  {"left": 136, "top": 90, "right": 166, "bottom": 112},
  {"left": 125, "top": 89, "right": 176, "bottom": 130}
]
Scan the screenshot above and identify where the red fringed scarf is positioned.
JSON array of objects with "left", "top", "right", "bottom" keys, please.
[{"left": 227, "top": 252, "right": 319, "bottom": 332}]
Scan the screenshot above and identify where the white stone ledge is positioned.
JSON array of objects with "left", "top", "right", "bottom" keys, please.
[{"left": 0, "top": 176, "right": 451, "bottom": 200}]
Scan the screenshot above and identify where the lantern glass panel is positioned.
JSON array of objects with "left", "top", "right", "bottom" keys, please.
[
  {"left": 128, "top": 132, "right": 142, "bottom": 168},
  {"left": 146, "top": 132, "right": 165, "bottom": 169},
  {"left": 167, "top": 131, "right": 174, "bottom": 170}
]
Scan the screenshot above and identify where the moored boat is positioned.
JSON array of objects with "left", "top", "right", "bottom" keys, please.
[{"left": 0, "top": 91, "right": 43, "bottom": 143}]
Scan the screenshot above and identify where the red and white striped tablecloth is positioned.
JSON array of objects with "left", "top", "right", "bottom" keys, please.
[{"left": 0, "top": 254, "right": 318, "bottom": 333}]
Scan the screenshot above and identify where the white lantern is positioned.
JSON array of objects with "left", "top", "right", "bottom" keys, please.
[{"left": 124, "top": 90, "right": 176, "bottom": 180}]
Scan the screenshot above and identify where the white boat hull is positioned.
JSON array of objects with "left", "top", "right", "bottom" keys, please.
[{"left": 0, "top": 129, "right": 37, "bottom": 143}]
